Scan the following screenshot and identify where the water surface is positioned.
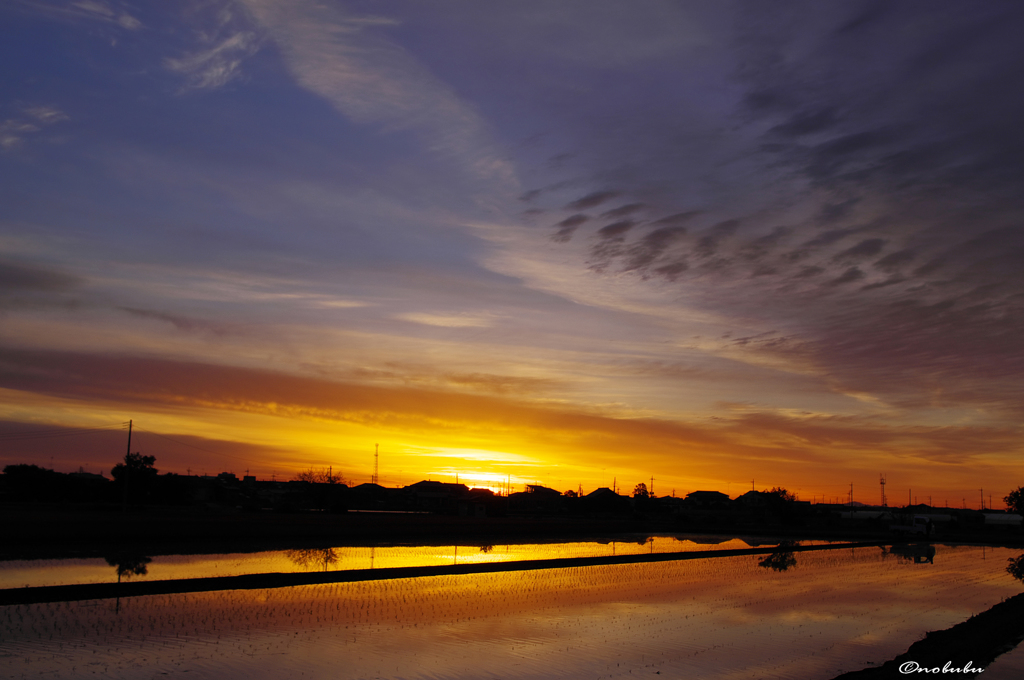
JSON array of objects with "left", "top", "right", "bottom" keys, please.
[
  {"left": 2, "top": 543, "right": 1021, "bottom": 679},
  {"left": 0, "top": 535, "right": 805, "bottom": 588}
]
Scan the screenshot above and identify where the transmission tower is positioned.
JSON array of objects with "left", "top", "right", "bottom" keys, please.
[
  {"left": 879, "top": 473, "right": 887, "bottom": 507},
  {"left": 372, "top": 443, "right": 379, "bottom": 485}
]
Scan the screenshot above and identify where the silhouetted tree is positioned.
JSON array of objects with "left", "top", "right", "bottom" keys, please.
[
  {"left": 763, "top": 486, "right": 796, "bottom": 502},
  {"left": 2, "top": 464, "right": 62, "bottom": 502},
  {"left": 564, "top": 489, "right": 577, "bottom": 498},
  {"left": 633, "top": 482, "right": 649, "bottom": 498},
  {"left": 111, "top": 452, "right": 158, "bottom": 482},
  {"left": 1004, "top": 487, "right": 1024, "bottom": 515},
  {"left": 295, "top": 467, "right": 347, "bottom": 485}
]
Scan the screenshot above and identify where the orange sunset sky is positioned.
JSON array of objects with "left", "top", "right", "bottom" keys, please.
[{"left": 2, "top": 1, "right": 1023, "bottom": 507}]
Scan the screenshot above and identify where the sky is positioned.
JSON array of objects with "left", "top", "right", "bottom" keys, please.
[{"left": 2, "top": 0, "right": 1023, "bottom": 506}]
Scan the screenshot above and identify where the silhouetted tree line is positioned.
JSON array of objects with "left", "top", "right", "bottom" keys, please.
[{"left": 1, "top": 464, "right": 111, "bottom": 504}]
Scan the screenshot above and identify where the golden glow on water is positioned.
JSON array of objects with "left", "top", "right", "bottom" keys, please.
[
  {"left": 0, "top": 536, "right": 768, "bottom": 588},
  {"left": 2, "top": 544, "right": 1022, "bottom": 679}
]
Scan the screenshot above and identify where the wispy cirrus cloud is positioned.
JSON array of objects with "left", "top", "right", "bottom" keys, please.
[
  {"left": 0, "top": 106, "right": 67, "bottom": 150},
  {"left": 8, "top": 0, "right": 140, "bottom": 30},
  {"left": 395, "top": 312, "right": 494, "bottom": 328},
  {"left": 165, "top": 30, "right": 260, "bottom": 91},
  {"left": 240, "top": 0, "right": 515, "bottom": 185}
]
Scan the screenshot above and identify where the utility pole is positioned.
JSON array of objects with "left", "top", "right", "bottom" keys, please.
[
  {"left": 121, "top": 419, "right": 132, "bottom": 513},
  {"left": 980, "top": 488, "right": 984, "bottom": 510},
  {"left": 650, "top": 476, "right": 655, "bottom": 498}
]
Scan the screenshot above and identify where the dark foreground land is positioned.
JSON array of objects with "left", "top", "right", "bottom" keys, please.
[
  {"left": 1, "top": 504, "right": 689, "bottom": 560},
  {"left": 3, "top": 503, "right": 1022, "bottom": 561},
  {"left": 831, "top": 591, "right": 1024, "bottom": 679}
]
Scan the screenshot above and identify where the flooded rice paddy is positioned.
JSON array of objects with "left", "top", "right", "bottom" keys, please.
[
  {"left": 2, "top": 541, "right": 1023, "bottom": 679},
  {"left": 0, "top": 536, "right": 812, "bottom": 589}
]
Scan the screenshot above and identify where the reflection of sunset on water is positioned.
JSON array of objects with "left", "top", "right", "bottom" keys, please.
[
  {"left": 3, "top": 545, "right": 1021, "bottom": 679},
  {"left": 0, "top": 536, "right": 769, "bottom": 589}
]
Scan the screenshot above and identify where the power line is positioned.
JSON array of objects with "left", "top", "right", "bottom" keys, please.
[{"left": 133, "top": 426, "right": 254, "bottom": 465}]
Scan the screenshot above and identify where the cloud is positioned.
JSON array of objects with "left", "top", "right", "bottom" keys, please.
[
  {"left": 873, "top": 249, "right": 915, "bottom": 272},
  {"left": 537, "top": 3, "right": 1024, "bottom": 421},
  {"left": 621, "top": 226, "right": 688, "bottom": 274},
  {"left": 0, "top": 260, "right": 79, "bottom": 292},
  {"left": 0, "top": 419, "right": 291, "bottom": 475},
  {"left": 443, "top": 372, "right": 560, "bottom": 396},
  {"left": 600, "top": 203, "right": 645, "bottom": 219},
  {"left": 768, "top": 107, "right": 839, "bottom": 138},
  {"left": 566, "top": 190, "right": 619, "bottom": 211},
  {"left": 395, "top": 312, "right": 494, "bottom": 328},
  {"left": 832, "top": 238, "right": 886, "bottom": 263},
  {"left": 0, "top": 106, "right": 68, "bottom": 150},
  {"left": 10, "top": 0, "right": 141, "bottom": 30},
  {"left": 165, "top": 31, "right": 260, "bottom": 91},
  {"left": 651, "top": 211, "right": 702, "bottom": 226},
  {"left": 3, "top": 349, "right": 1018, "bottom": 489},
  {"left": 550, "top": 214, "right": 588, "bottom": 242},
  {"left": 117, "top": 307, "right": 234, "bottom": 335},
  {"left": 240, "top": 0, "right": 513, "bottom": 184},
  {"left": 596, "top": 220, "right": 634, "bottom": 240}
]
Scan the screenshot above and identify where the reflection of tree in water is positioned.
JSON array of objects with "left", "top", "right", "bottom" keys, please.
[
  {"left": 479, "top": 545, "right": 493, "bottom": 553},
  {"left": 885, "top": 544, "right": 936, "bottom": 564},
  {"left": 104, "top": 554, "right": 152, "bottom": 583},
  {"left": 758, "top": 540, "right": 798, "bottom": 572},
  {"left": 286, "top": 548, "right": 339, "bottom": 572},
  {"left": 1008, "top": 554, "right": 1024, "bottom": 582}
]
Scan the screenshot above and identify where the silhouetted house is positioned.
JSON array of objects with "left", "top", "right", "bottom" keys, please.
[
  {"left": 460, "top": 488, "right": 503, "bottom": 517},
  {"left": 69, "top": 468, "right": 108, "bottom": 483},
  {"left": 349, "top": 482, "right": 389, "bottom": 510},
  {"left": 983, "top": 511, "right": 1022, "bottom": 527},
  {"left": 650, "top": 495, "right": 686, "bottom": 513},
  {"left": 734, "top": 490, "right": 775, "bottom": 509},
  {"left": 579, "top": 487, "right": 631, "bottom": 514},
  {"left": 525, "top": 484, "right": 560, "bottom": 496},
  {"left": 509, "top": 484, "right": 563, "bottom": 514},
  {"left": 404, "top": 480, "right": 469, "bottom": 513},
  {"left": 683, "top": 490, "right": 732, "bottom": 508}
]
